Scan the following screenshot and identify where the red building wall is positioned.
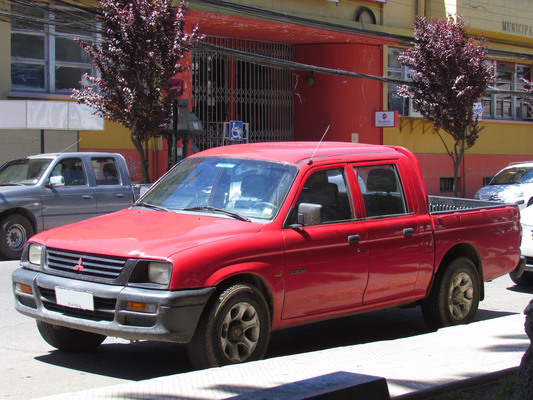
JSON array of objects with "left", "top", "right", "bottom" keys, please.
[{"left": 293, "top": 43, "right": 383, "bottom": 144}]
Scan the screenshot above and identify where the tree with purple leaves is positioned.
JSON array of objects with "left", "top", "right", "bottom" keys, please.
[
  {"left": 398, "top": 15, "right": 496, "bottom": 197},
  {"left": 72, "top": 0, "right": 202, "bottom": 183}
]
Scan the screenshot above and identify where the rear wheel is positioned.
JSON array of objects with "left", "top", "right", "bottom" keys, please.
[
  {"left": 186, "top": 283, "right": 270, "bottom": 369},
  {"left": 37, "top": 321, "right": 106, "bottom": 352},
  {"left": 510, "top": 269, "right": 533, "bottom": 286},
  {"left": 422, "top": 257, "right": 480, "bottom": 330},
  {"left": 0, "top": 214, "right": 34, "bottom": 260}
]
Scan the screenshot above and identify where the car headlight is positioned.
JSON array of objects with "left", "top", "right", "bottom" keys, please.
[
  {"left": 27, "top": 243, "right": 44, "bottom": 269},
  {"left": 502, "top": 190, "right": 524, "bottom": 203},
  {"left": 148, "top": 262, "right": 172, "bottom": 285}
]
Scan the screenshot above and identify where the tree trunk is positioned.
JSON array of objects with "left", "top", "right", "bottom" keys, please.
[{"left": 130, "top": 129, "right": 151, "bottom": 184}]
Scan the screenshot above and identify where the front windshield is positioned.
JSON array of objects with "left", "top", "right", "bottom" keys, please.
[
  {"left": 490, "top": 167, "right": 533, "bottom": 185},
  {"left": 0, "top": 158, "right": 52, "bottom": 186},
  {"left": 139, "top": 156, "right": 298, "bottom": 220}
]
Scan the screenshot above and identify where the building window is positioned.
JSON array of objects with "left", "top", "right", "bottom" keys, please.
[
  {"left": 440, "top": 177, "right": 454, "bottom": 193},
  {"left": 11, "top": 3, "right": 97, "bottom": 94},
  {"left": 387, "top": 47, "right": 409, "bottom": 116},
  {"left": 483, "top": 61, "right": 532, "bottom": 121}
]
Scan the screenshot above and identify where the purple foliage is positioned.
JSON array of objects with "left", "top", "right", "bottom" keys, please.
[
  {"left": 398, "top": 15, "right": 496, "bottom": 195},
  {"left": 71, "top": 0, "right": 203, "bottom": 182}
]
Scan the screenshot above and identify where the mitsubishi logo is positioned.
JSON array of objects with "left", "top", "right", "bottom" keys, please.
[{"left": 74, "top": 258, "right": 84, "bottom": 272}]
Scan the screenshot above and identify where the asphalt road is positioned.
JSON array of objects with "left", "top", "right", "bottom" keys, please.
[{"left": 1, "top": 259, "right": 532, "bottom": 400}]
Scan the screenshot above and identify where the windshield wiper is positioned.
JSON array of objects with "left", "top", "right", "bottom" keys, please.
[
  {"left": 183, "top": 206, "right": 251, "bottom": 222},
  {"left": 138, "top": 202, "right": 172, "bottom": 212},
  {"left": 0, "top": 182, "right": 24, "bottom": 186}
]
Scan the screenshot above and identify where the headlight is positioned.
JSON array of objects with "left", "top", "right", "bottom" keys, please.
[
  {"left": 506, "top": 190, "right": 524, "bottom": 200},
  {"left": 148, "top": 262, "right": 171, "bottom": 285},
  {"left": 27, "top": 243, "right": 44, "bottom": 269}
]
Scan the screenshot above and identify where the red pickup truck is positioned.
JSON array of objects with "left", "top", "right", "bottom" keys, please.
[{"left": 12, "top": 142, "right": 524, "bottom": 369}]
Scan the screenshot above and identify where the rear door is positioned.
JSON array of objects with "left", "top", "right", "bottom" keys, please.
[
  {"left": 91, "top": 156, "right": 134, "bottom": 215},
  {"left": 354, "top": 163, "right": 432, "bottom": 304}
]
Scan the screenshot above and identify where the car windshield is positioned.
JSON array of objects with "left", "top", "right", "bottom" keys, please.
[
  {"left": 138, "top": 156, "right": 298, "bottom": 221},
  {"left": 0, "top": 158, "right": 52, "bottom": 186},
  {"left": 490, "top": 167, "right": 533, "bottom": 185}
]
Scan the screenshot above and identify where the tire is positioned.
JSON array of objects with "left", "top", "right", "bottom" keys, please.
[
  {"left": 37, "top": 321, "right": 106, "bottom": 352},
  {"left": 422, "top": 257, "right": 480, "bottom": 330},
  {"left": 186, "top": 283, "right": 270, "bottom": 369},
  {"left": 510, "top": 269, "right": 533, "bottom": 286},
  {"left": 0, "top": 214, "right": 34, "bottom": 260}
]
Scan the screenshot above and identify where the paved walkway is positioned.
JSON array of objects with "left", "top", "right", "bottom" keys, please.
[{"left": 38, "top": 314, "right": 529, "bottom": 400}]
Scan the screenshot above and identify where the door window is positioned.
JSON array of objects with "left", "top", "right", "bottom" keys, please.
[
  {"left": 295, "top": 168, "right": 352, "bottom": 224},
  {"left": 355, "top": 165, "right": 408, "bottom": 217},
  {"left": 51, "top": 158, "right": 86, "bottom": 186},
  {"left": 93, "top": 157, "right": 121, "bottom": 185}
]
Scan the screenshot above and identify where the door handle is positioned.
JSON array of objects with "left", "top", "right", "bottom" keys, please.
[
  {"left": 82, "top": 194, "right": 93, "bottom": 199},
  {"left": 348, "top": 234, "right": 360, "bottom": 243},
  {"left": 403, "top": 228, "right": 415, "bottom": 236},
  {"left": 116, "top": 193, "right": 125, "bottom": 198}
]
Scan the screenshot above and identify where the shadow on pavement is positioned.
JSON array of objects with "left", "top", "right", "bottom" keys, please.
[
  {"left": 35, "top": 341, "right": 193, "bottom": 381},
  {"left": 33, "top": 306, "right": 518, "bottom": 382},
  {"left": 507, "top": 284, "right": 533, "bottom": 295}
]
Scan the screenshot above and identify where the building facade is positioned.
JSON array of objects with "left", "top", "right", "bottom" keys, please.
[{"left": 1, "top": 0, "right": 532, "bottom": 194}]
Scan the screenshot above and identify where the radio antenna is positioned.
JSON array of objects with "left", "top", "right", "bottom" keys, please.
[
  {"left": 59, "top": 139, "right": 81, "bottom": 153},
  {"left": 308, "top": 125, "right": 330, "bottom": 165}
]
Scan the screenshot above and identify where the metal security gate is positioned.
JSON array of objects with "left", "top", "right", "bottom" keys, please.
[{"left": 191, "top": 37, "right": 294, "bottom": 150}]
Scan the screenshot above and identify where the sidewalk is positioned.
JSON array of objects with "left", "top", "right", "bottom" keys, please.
[{"left": 38, "top": 314, "right": 529, "bottom": 400}]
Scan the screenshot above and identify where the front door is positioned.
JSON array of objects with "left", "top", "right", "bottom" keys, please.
[
  {"left": 41, "top": 157, "right": 97, "bottom": 229},
  {"left": 282, "top": 167, "right": 369, "bottom": 319}
]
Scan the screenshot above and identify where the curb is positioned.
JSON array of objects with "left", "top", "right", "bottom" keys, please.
[{"left": 392, "top": 367, "right": 518, "bottom": 400}]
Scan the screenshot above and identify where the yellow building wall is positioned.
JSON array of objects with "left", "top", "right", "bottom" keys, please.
[
  {"left": 80, "top": 121, "right": 134, "bottom": 150},
  {"left": 384, "top": 119, "right": 533, "bottom": 156}
]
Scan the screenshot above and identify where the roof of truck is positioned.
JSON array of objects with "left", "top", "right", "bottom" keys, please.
[{"left": 192, "top": 142, "right": 402, "bottom": 165}]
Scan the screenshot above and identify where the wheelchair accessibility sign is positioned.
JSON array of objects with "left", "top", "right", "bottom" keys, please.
[{"left": 230, "top": 121, "right": 243, "bottom": 141}]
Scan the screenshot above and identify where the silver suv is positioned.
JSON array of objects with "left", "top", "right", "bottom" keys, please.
[{"left": 475, "top": 162, "right": 533, "bottom": 210}]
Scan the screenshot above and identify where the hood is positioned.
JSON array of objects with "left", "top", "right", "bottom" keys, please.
[
  {"left": 32, "top": 208, "right": 264, "bottom": 259},
  {"left": 476, "top": 184, "right": 523, "bottom": 199},
  {"left": 0, "top": 185, "right": 33, "bottom": 194}
]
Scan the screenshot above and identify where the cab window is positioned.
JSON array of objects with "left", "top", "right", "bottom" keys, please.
[
  {"left": 355, "top": 165, "right": 408, "bottom": 217},
  {"left": 295, "top": 168, "right": 352, "bottom": 224},
  {"left": 50, "top": 158, "right": 86, "bottom": 186},
  {"left": 92, "top": 157, "right": 120, "bottom": 185}
]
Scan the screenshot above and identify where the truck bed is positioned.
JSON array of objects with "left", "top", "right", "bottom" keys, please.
[{"left": 428, "top": 195, "right": 509, "bottom": 213}]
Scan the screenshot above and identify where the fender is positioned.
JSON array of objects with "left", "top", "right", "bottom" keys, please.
[{"left": 204, "top": 261, "right": 285, "bottom": 328}]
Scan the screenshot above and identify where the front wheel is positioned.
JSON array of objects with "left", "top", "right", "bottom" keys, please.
[
  {"left": 37, "top": 321, "right": 106, "bottom": 352},
  {"left": 0, "top": 214, "right": 34, "bottom": 260},
  {"left": 422, "top": 257, "right": 480, "bottom": 330},
  {"left": 186, "top": 283, "right": 270, "bottom": 369}
]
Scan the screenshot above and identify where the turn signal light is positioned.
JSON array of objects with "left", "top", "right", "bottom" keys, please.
[
  {"left": 126, "top": 301, "right": 157, "bottom": 313},
  {"left": 15, "top": 283, "right": 33, "bottom": 294}
]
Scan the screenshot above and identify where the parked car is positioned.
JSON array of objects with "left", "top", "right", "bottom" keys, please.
[
  {"left": 510, "top": 204, "right": 533, "bottom": 285},
  {"left": 474, "top": 161, "right": 533, "bottom": 210},
  {"left": 0, "top": 152, "right": 144, "bottom": 259},
  {"left": 12, "top": 142, "right": 523, "bottom": 369}
]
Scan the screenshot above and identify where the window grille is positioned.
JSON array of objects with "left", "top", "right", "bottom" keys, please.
[{"left": 191, "top": 37, "right": 294, "bottom": 150}]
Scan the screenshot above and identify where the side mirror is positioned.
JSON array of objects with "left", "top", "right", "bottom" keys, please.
[
  {"left": 286, "top": 203, "right": 323, "bottom": 228},
  {"left": 48, "top": 175, "right": 65, "bottom": 188}
]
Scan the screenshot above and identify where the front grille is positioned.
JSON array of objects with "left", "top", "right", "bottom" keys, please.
[
  {"left": 46, "top": 249, "right": 127, "bottom": 280},
  {"left": 39, "top": 286, "right": 116, "bottom": 322}
]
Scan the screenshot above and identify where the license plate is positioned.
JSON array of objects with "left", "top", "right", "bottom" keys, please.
[{"left": 55, "top": 287, "right": 94, "bottom": 311}]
